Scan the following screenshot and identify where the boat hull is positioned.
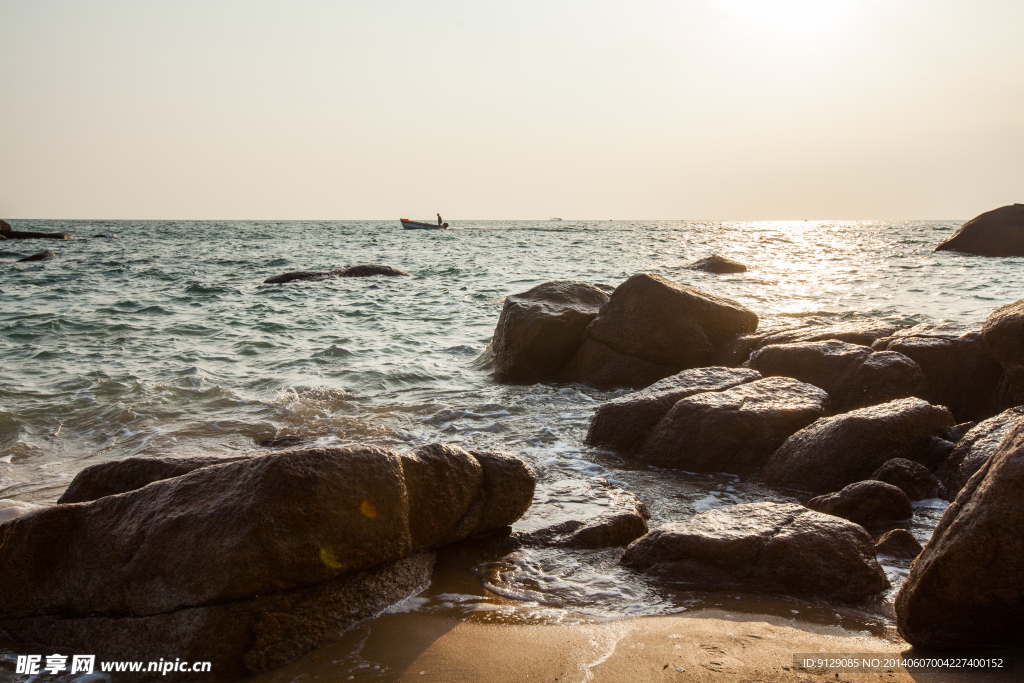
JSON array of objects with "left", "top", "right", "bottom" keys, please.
[{"left": 400, "top": 219, "right": 448, "bottom": 230}]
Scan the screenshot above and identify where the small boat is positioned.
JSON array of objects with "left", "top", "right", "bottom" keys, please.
[{"left": 400, "top": 218, "right": 448, "bottom": 230}]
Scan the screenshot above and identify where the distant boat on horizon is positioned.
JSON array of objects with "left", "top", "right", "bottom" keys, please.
[{"left": 400, "top": 218, "right": 448, "bottom": 230}]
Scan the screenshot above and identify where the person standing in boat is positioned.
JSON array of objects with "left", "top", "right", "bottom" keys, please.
[{"left": 437, "top": 213, "right": 443, "bottom": 226}]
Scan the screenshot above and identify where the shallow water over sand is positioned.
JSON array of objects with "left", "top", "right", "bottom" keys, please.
[{"left": 2, "top": 218, "right": 1021, "bottom": 674}]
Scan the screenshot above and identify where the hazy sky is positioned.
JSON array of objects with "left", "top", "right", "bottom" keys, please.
[{"left": 1, "top": 0, "right": 1021, "bottom": 220}]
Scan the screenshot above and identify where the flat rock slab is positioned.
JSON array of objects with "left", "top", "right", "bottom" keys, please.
[
  {"left": 935, "top": 203, "right": 1024, "bottom": 256},
  {"left": 491, "top": 280, "right": 610, "bottom": 383},
  {"left": 896, "top": 421, "right": 1024, "bottom": 649},
  {"left": 622, "top": 502, "right": 889, "bottom": 602},
  {"left": 264, "top": 265, "right": 408, "bottom": 284},
  {"left": 639, "top": 376, "right": 829, "bottom": 475},
  {"left": 747, "top": 340, "right": 925, "bottom": 413},
  {"left": 762, "top": 398, "right": 955, "bottom": 494},
  {"left": 807, "top": 480, "right": 913, "bottom": 529},
  {"left": 585, "top": 366, "right": 761, "bottom": 452},
  {"left": 565, "top": 273, "right": 758, "bottom": 389}
]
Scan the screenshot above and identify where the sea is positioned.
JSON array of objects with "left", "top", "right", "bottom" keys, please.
[{"left": 2, "top": 218, "right": 1022, "bottom": 675}]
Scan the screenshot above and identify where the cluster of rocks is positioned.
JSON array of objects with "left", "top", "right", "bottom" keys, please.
[
  {"left": 263, "top": 265, "right": 408, "bottom": 284},
  {"left": 0, "top": 445, "right": 536, "bottom": 679}
]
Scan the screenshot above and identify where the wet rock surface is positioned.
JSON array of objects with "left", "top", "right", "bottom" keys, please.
[
  {"left": 935, "top": 407, "right": 1024, "bottom": 497},
  {"left": 564, "top": 273, "right": 758, "bottom": 389},
  {"left": 874, "top": 529, "right": 923, "bottom": 560},
  {"left": 934, "top": 203, "right": 1024, "bottom": 256},
  {"left": 687, "top": 254, "right": 747, "bottom": 274},
  {"left": 640, "top": 377, "right": 829, "bottom": 475},
  {"left": 621, "top": 502, "right": 889, "bottom": 602},
  {"left": 806, "top": 480, "right": 913, "bottom": 529},
  {"left": 896, "top": 422, "right": 1024, "bottom": 650},
  {"left": 264, "top": 265, "right": 408, "bottom": 284},
  {"left": 762, "top": 398, "right": 955, "bottom": 494},
  {"left": 0, "top": 445, "right": 535, "bottom": 677},
  {"left": 747, "top": 340, "right": 925, "bottom": 413},
  {"left": 872, "top": 322, "right": 1006, "bottom": 422},
  {"left": 57, "top": 455, "right": 250, "bottom": 504},
  {"left": 491, "top": 280, "right": 610, "bottom": 383},
  {"left": 982, "top": 297, "right": 1024, "bottom": 403},
  {"left": 585, "top": 366, "right": 761, "bottom": 453},
  {"left": 871, "top": 458, "right": 942, "bottom": 501},
  {"left": 515, "top": 480, "right": 650, "bottom": 549}
]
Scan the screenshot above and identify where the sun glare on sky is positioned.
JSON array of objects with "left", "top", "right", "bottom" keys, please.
[{"left": 715, "top": 0, "right": 861, "bottom": 37}]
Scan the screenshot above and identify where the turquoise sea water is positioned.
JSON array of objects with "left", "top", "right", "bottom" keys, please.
[{"left": 2, "top": 218, "right": 1023, "bottom": 639}]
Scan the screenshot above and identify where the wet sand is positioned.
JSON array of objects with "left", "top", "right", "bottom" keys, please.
[{"left": 250, "top": 609, "right": 1019, "bottom": 683}]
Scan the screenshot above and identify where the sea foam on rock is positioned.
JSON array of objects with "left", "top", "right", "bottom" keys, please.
[
  {"left": 896, "top": 421, "right": 1024, "bottom": 650},
  {"left": 563, "top": 273, "right": 758, "bottom": 389},
  {"left": 747, "top": 340, "right": 925, "bottom": 413},
  {"left": 621, "top": 502, "right": 889, "bottom": 602},
  {"left": 762, "top": 398, "right": 955, "bottom": 494},
  {"left": 934, "top": 204, "right": 1024, "bottom": 257},
  {"left": 639, "top": 377, "right": 829, "bottom": 475},
  {"left": 491, "top": 280, "right": 610, "bottom": 383},
  {"left": 0, "top": 444, "right": 535, "bottom": 678}
]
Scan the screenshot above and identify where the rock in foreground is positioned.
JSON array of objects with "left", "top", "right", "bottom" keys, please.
[
  {"left": 0, "top": 444, "right": 535, "bottom": 678},
  {"left": 622, "top": 502, "right": 889, "bottom": 602},
  {"left": 585, "top": 366, "right": 761, "bottom": 452},
  {"left": 896, "top": 422, "right": 1024, "bottom": 650},
  {"left": 491, "top": 281, "right": 610, "bottom": 383},
  {"left": 762, "top": 398, "right": 954, "bottom": 494},
  {"left": 934, "top": 204, "right": 1024, "bottom": 256},
  {"left": 640, "top": 377, "right": 828, "bottom": 475},
  {"left": 565, "top": 273, "right": 758, "bottom": 389}
]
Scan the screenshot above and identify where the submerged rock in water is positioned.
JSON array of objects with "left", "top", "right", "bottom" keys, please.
[
  {"left": 585, "top": 366, "right": 761, "bottom": 453},
  {"left": 934, "top": 203, "right": 1024, "bottom": 256},
  {"left": 3, "top": 230, "right": 73, "bottom": 239},
  {"left": 896, "top": 421, "right": 1024, "bottom": 650},
  {"left": 621, "top": 502, "right": 889, "bottom": 602},
  {"left": 516, "top": 481, "right": 650, "bottom": 549},
  {"left": 981, "top": 297, "right": 1024, "bottom": 403},
  {"left": 492, "top": 280, "right": 610, "bottom": 383},
  {"left": 0, "top": 444, "right": 535, "bottom": 677},
  {"left": 762, "top": 398, "right": 955, "bottom": 494},
  {"left": 264, "top": 265, "right": 408, "bottom": 284},
  {"left": 16, "top": 251, "right": 58, "bottom": 262},
  {"left": 874, "top": 529, "right": 923, "bottom": 560},
  {"left": 806, "top": 480, "right": 913, "bottom": 529},
  {"left": 687, "top": 254, "right": 747, "bottom": 274},
  {"left": 872, "top": 322, "right": 1006, "bottom": 422},
  {"left": 57, "top": 455, "right": 251, "bottom": 504},
  {"left": 872, "top": 458, "right": 942, "bottom": 501},
  {"left": 934, "top": 407, "right": 1024, "bottom": 497},
  {"left": 639, "top": 377, "right": 828, "bottom": 475},
  {"left": 747, "top": 340, "right": 926, "bottom": 413},
  {"left": 564, "top": 273, "right": 758, "bottom": 389}
]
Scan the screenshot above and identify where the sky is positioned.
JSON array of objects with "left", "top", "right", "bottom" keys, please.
[{"left": 1, "top": 0, "right": 1021, "bottom": 220}]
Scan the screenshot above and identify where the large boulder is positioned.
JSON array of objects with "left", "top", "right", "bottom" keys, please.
[
  {"left": 762, "top": 398, "right": 955, "bottom": 494},
  {"left": 806, "top": 480, "right": 913, "bottom": 529},
  {"left": 871, "top": 458, "right": 942, "bottom": 501},
  {"left": 584, "top": 366, "right": 761, "bottom": 452},
  {"left": 722, "top": 321, "right": 902, "bottom": 366},
  {"left": 981, "top": 298, "right": 1024, "bottom": 402},
  {"left": 934, "top": 204, "right": 1024, "bottom": 256},
  {"left": 640, "top": 377, "right": 829, "bottom": 475},
  {"left": 564, "top": 274, "right": 758, "bottom": 389},
  {"left": 872, "top": 323, "right": 1006, "bottom": 422},
  {"left": 895, "top": 422, "right": 1024, "bottom": 649},
  {"left": 0, "top": 444, "right": 535, "bottom": 676},
  {"left": 687, "top": 254, "right": 747, "bottom": 274},
  {"left": 747, "top": 340, "right": 925, "bottom": 413},
  {"left": 621, "top": 502, "right": 889, "bottom": 602},
  {"left": 491, "top": 281, "right": 610, "bottom": 383},
  {"left": 935, "top": 407, "right": 1024, "bottom": 497}
]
